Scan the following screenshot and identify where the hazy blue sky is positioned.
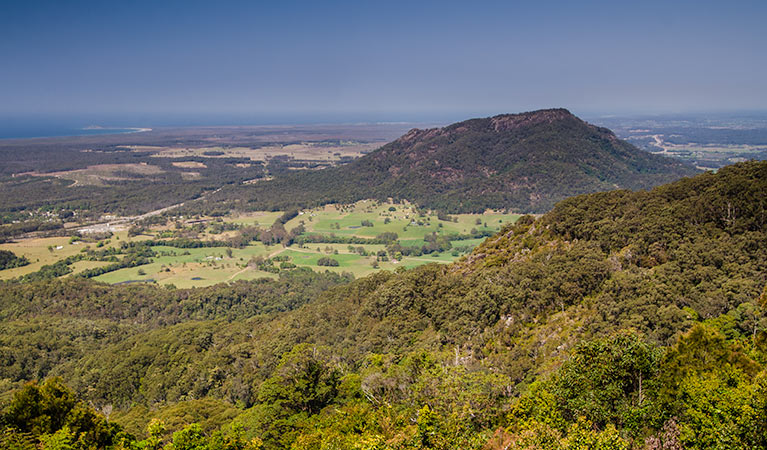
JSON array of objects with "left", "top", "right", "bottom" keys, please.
[{"left": 1, "top": 0, "right": 765, "bottom": 122}]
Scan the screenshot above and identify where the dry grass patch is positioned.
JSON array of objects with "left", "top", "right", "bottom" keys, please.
[
  {"left": 28, "top": 163, "right": 164, "bottom": 186},
  {"left": 137, "top": 142, "right": 380, "bottom": 163},
  {"left": 171, "top": 161, "right": 207, "bottom": 169}
]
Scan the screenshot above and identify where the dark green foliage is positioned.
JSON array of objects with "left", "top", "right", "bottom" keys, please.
[
  {"left": 0, "top": 269, "right": 353, "bottom": 408},
  {"left": 2, "top": 378, "right": 123, "bottom": 448},
  {"left": 544, "top": 159, "right": 767, "bottom": 251},
  {"left": 0, "top": 268, "right": 349, "bottom": 325},
  {"left": 245, "top": 344, "right": 340, "bottom": 449},
  {"left": 19, "top": 260, "right": 72, "bottom": 281},
  {"left": 376, "top": 232, "right": 398, "bottom": 243},
  {"left": 0, "top": 221, "right": 63, "bottom": 241},
  {"left": 548, "top": 331, "right": 661, "bottom": 432},
  {"left": 295, "top": 233, "right": 394, "bottom": 246},
  {"left": 316, "top": 257, "right": 339, "bottom": 267},
  {"left": 0, "top": 250, "right": 29, "bottom": 270}
]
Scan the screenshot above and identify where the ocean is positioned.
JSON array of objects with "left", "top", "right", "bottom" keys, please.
[
  {"left": 0, "top": 111, "right": 464, "bottom": 140},
  {"left": 0, "top": 124, "right": 143, "bottom": 140}
]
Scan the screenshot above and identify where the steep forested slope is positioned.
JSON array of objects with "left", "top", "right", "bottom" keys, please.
[
  {"left": 1, "top": 161, "right": 765, "bottom": 449},
  {"left": 230, "top": 109, "right": 698, "bottom": 213}
]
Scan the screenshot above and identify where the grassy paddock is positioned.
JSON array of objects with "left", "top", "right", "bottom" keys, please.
[{"left": 1, "top": 200, "right": 520, "bottom": 286}]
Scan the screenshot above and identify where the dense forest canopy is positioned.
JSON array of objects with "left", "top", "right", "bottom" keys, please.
[{"left": 0, "top": 161, "right": 765, "bottom": 449}]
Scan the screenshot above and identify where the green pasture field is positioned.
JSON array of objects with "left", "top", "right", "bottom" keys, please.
[
  {"left": 0, "top": 230, "right": 140, "bottom": 280},
  {"left": 93, "top": 244, "right": 278, "bottom": 288},
  {"left": 1, "top": 200, "right": 520, "bottom": 287},
  {"left": 286, "top": 200, "right": 516, "bottom": 238}
]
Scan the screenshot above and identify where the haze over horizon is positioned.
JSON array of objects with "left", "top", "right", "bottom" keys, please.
[{"left": 2, "top": 0, "right": 766, "bottom": 123}]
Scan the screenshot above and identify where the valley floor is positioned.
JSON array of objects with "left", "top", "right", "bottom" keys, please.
[{"left": 0, "top": 200, "right": 519, "bottom": 287}]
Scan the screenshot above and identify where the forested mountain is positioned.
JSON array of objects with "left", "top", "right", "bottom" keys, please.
[
  {"left": 1, "top": 161, "right": 766, "bottom": 449},
  {"left": 231, "top": 109, "right": 699, "bottom": 213}
]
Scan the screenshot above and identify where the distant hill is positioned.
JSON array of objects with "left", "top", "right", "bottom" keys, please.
[{"left": 238, "top": 108, "right": 699, "bottom": 213}]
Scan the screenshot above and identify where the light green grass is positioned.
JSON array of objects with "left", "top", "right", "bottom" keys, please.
[
  {"left": 93, "top": 243, "right": 277, "bottom": 288},
  {"left": 2, "top": 199, "right": 520, "bottom": 285},
  {"left": 223, "top": 211, "right": 283, "bottom": 227},
  {"left": 94, "top": 259, "right": 276, "bottom": 289},
  {"left": 290, "top": 200, "right": 518, "bottom": 241}
]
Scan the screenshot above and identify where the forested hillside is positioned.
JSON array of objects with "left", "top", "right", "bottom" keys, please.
[
  {"left": 222, "top": 109, "right": 698, "bottom": 213},
  {"left": 1, "top": 161, "right": 765, "bottom": 449}
]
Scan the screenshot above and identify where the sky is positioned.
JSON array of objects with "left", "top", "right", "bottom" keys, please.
[{"left": 1, "top": 0, "right": 766, "bottom": 124}]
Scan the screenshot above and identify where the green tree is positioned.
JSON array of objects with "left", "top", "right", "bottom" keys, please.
[
  {"left": 238, "top": 344, "right": 340, "bottom": 449},
  {"left": 551, "top": 331, "right": 660, "bottom": 433},
  {"left": 38, "top": 426, "right": 74, "bottom": 450},
  {"left": 2, "top": 378, "right": 120, "bottom": 449},
  {"left": 167, "top": 423, "right": 207, "bottom": 450}
]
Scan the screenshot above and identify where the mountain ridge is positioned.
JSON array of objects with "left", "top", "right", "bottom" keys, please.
[{"left": 235, "top": 108, "right": 699, "bottom": 213}]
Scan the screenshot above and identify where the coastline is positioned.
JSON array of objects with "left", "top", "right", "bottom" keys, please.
[
  {"left": 125, "top": 127, "right": 153, "bottom": 133},
  {"left": 0, "top": 126, "right": 152, "bottom": 140}
]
